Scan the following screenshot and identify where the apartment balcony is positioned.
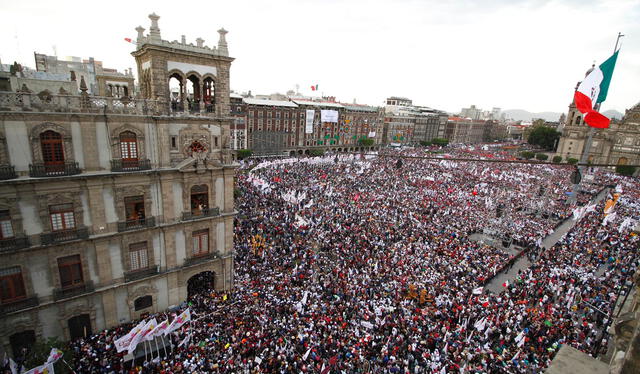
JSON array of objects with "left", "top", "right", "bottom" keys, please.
[
  {"left": 0, "top": 165, "right": 17, "bottom": 180},
  {"left": 181, "top": 207, "right": 220, "bottom": 221},
  {"left": 124, "top": 265, "right": 159, "bottom": 283},
  {"left": 0, "top": 296, "right": 39, "bottom": 315},
  {"left": 110, "top": 158, "right": 151, "bottom": 172},
  {"left": 117, "top": 216, "right": 156, "bottom": 232},
  {"left": 184, "top": 251, "right": 219, "bottom": 267},
  {"left": 53, "top": 281, "right": 94, "bottom": 301},
  {"left": 29, "top": 162, "right": 80, "bottom": 178},
  {"left": 0, "top": 236, "right": 30, "bottom": 252},
  {"left": 40, "top": 227, "right": 89, "bottom": 245}
]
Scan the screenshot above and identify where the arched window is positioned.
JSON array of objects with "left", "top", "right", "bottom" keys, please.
[
  {"left": 119, "top": 131, "right": 138, "bottom": 163},
  {"left": 40, "top": 130, "right": 64, "bottom": 171}
]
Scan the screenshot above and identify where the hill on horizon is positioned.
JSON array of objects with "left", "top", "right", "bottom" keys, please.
[{"left": 503, "top": 109, "right": 562, "bottom": 122}]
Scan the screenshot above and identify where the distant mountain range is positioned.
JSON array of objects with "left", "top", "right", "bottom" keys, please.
[
  {"left": 502, "top": 109, "right": 563, "bottom": 122},
  {"left": 502, "top": 108, "right": 624, "bottom": 122}
]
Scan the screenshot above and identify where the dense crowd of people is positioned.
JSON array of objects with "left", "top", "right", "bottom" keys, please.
[{"left": 19, "top": 146, "right": 639, "bottom": 373}]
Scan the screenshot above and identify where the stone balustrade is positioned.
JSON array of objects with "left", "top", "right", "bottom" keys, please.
[{"left": 0, "top": 91, "right": 160, "bottom": 115}]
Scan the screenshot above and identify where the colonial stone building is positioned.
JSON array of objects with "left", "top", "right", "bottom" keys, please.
[
  {"left": 382, "top": 97, "right": 448, "bottom": 145},
  {"left": 239, "top": 96, "right": 382, "bottom": 156},
  {"left": 0, "top": 13, "right": 235, "bottom": 357},
  {"left": 556, "top": 92, "right": 640, "bottom": 166}
]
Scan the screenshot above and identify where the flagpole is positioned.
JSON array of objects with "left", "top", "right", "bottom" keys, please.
[{"left": 568, "top": 33, "right": 622, "bottom": 204}]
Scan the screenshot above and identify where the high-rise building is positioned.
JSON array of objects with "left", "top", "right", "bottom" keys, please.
[{"left": 0, "top": 13, "right": 235, "bottom": 355}]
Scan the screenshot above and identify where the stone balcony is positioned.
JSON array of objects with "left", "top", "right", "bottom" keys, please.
[
  {"left": 0, "top": 296, "right": 39, "bottom": 315},
  {"left": 0, "top": 165, "right": 17, "bottom": 180},
  {"left": 29, "top": 162, "right": 80, "bottom": 177},
  {"left": 53, "top": 281, "right": 94, "bottom": 301},
  {"left": 117, "top": 216, "right": 156, "bottom": 232},
  {"left": 110, "top": 158, "right": 152, "bottom": 172},
  {"left": 0, "top": 236, "right": 30, "bottom": 252},
  {"left": 0, "top": 91, "right": 160, "bottom": 115},
  {"left": 40, "top": 227, "right": 89, "bottom": 245},
  {"left": 181, "top": 207, "right": 220, "bottom": 221}
]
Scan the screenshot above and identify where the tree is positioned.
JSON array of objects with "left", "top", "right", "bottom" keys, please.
[
  {"left": 535, "top": 153, "right": 548, "bottom": 161},
  {"left": 566, "top": 157, "right": 579, "bottom": 165},
  {"left": 236, "top": 149, "right": 252, "bottom": 160},
  {"left": 419, "top": 140, "right": 432, "bottom": 147},
  {"left": 526, "top": 124, "right": 561, "bottom": 150},
  {"left": 431, "top": 138, "right": 449, "bottom": 147},
  {"left": 309, "top": 149, "right": 325, "bottom": 157},
  {"left": 615, "top": 165, "right": 637, "bottom": 177},
  {"left": 358, "top": 138, "right": 374, "bottom": 147},
  {"left": 520, "top": 151, "right": 535, "bottom": 160},
  {"left": 552, "top": 155, "right": 562, "bottom": 163}
]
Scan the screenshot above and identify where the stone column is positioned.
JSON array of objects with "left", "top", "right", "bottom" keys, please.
[
  {"left": 94, "top": 239, "right": 113, "bottom": 286},
  {"left": 101, "top": 289, "right": 118, "bottom": 328}
]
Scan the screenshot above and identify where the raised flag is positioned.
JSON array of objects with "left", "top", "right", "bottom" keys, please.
[
  {"left": 24, "top": 363, "right": 54, "bottom": 374},
  {"left": 311, "top": 84, "right": 318, "bottom": 91},
  {"left": 148, "top": 319, "right": 169, "bottom": 339},
  {"left": 128, "top": 318, "right": 156, "bottom": 353},
  {"left": 177, "top": 333, "right": 191, "bottom": 348},
  {"left": 574, "top": 51, "right": 619, "bottom": 128},
  {"left": 164, "top": 308, "right": 191, "bottom": 335},
  {"left": 114, "top": 320, "right": 146, "bottom": 353},
  {"left": 45, "top": 348, "right": 63, "bottom": 364}
]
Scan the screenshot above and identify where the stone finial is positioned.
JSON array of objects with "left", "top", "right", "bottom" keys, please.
[
  {"left": 79, "top": 76, "right": 88, "bottom": 92},
  {"left": 196, "top": 37, "right": 204, "bottom": 47},
  {"left": 181, "top": 35, "right": 186, "bottom": 45},
  {"left": 135, "top": 26, "right": 145, "bottom": 42},
  {"left": 148, "top": 13, "right": 161, "bottom": 41},
  {"left": 217, "top": 28, "right": 228, "bottom": 56}
]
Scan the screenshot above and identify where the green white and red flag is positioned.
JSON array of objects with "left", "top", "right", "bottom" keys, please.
[{"left": 574, "top": 51, "right": 619, "bottom": 128}]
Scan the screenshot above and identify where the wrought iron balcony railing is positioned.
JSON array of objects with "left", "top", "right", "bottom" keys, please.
[
  {"left": 41, "top": 227, "right": 89, "bottom": 245},
  {"left": 53, "top": 281, "right": 94, "bottom": 301},
  {"left": 0, "top": 165, "right": 17, "bottom": 180},
  {"left": 0, "top": 296, "right": 39, "bottom": 315},
  {"left": 110, "top": 158, "right": 151, "bottom": 172},
  {"left": 0, "top": 236, "right": 30, "bottom": 252},
  {"left": 124, "top": 265, "right": 159, "bottom": 283},
  {"left": 29, "top": 162, "right": 80, "bottom": 177},
  {"left": 117, "top": 216, "right": 156, "bottom": 232},
  {"left": 181, "top": 207, "right": 220, "bottom": 221},
  {"left": 184, "top": 251, "right": 219, "bottom": 267}
]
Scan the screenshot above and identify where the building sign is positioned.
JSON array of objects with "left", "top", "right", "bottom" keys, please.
[
  {"left": 320, "top": 109, "right": 339, "bottom": 123},
  {"left": 305, "top": 110, "right": 315, "bottom": 134}
]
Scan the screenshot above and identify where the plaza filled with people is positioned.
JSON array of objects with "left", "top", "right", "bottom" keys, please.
[{"left": 40, "top": 147, "right": 640, "bottom": 373}]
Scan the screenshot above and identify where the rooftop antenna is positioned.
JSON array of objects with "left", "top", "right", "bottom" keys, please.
[{"left": 52, "top": 45, "right": 58, "bottom": 57}]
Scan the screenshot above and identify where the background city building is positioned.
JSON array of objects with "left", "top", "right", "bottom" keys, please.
[{"left": 0, "top": 13, "right": 235, "bottom": 356}]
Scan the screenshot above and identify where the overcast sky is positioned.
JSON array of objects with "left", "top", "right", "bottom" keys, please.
[{"left": 1, "top": 0, "right": 638, "bottom": 114}]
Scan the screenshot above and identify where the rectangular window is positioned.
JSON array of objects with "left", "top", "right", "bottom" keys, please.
[
  {"left": 129, "top": 242, "right": 149, "bottom": 271},
  {"left": 124, "top": 196, "right": 145, "bottom": 222},
  {"left": 267, "top": 112, "right": 272, "bottom": 118},
  {"left": 58, "top": 255, "right": 83, "bottom": 288},
  {"left": 192, "top": 229, "right": 209, "bottom": 256},
  {"left": 214, "top": 137, "right": 219, "bottom": 147},
  {"left": 276, "top": 112, "right": 281, "bottom": 119},
  {"left": 0, "top": 266, "right": 26, "bottom": 303},
  {"left": 49, "top": 204, "right": 75, "bottom": 231},
  {"left": 170, "top": 136, "right": 178, "bottom": 150},
  {"left": 0, "top": 210, "right": 14, "bottom": 239}
]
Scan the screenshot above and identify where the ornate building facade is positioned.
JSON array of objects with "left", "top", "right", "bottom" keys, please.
[{"left": 0, "top": 13, "right": 235, "bottom": 356}]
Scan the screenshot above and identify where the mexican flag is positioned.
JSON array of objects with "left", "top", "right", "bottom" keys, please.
[{"left": 574, "top": 51, "right": 619, "bottom": 128}]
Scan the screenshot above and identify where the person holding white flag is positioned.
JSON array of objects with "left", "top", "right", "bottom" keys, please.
[
  {"left": 164, "top": 308, "right": 191, "bottom": 335},
  {"left": 127, "top": 318, "right": 157, "bottom": 354},
  {"left": 114, "top": 320, "right": 146, "bottom": 353}
]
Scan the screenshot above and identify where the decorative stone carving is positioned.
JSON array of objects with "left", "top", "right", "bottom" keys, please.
[{"left": 182, "top": 133, "right": 211, "bottom": 163}]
